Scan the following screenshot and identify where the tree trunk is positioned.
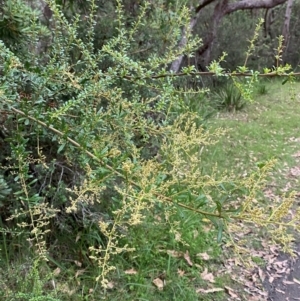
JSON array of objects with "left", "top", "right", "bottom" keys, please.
[
  {"left": 170, "top": 0, "right": 288, "bottom": 72},
  {"left": 169, "top": 13, "right": 200, "bottom": 73},
  {"left": 199, "top": 0, "right": 228, "bottom": 68},
  {"left": 225, "top": 0, "right": 287, "bottom": 13},
  {"left": 169, "top": 0, "right": 218, "bottom": 73},
  {"left": 282, "top": 0, "right": 294, "bottom": 63}
]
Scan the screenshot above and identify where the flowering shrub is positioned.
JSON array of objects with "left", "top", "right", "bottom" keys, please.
[{"left": 0, "top": 0, "right": 297, "bottom": 292}]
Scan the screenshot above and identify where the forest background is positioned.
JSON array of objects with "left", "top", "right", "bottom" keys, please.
[{"left": 0, "top": 0, "right": 299, "bottom": 300}]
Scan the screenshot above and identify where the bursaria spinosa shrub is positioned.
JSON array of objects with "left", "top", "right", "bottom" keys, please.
[{"left": 0, "top": 0, "right": 298, "bottom": 288}]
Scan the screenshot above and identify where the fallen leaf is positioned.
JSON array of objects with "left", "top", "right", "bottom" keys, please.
[
  {"left": 282, "top": 280, "right": 294, "bottom": 285},
  {"left": 167, "top": 250, "right": 182, "bottom": 258},
  {"left": 53, "top": 267, "right": 61, "bottom": 276},
  {"left": 124, "top": 268, "right": 137, "bottom": 275},
  {"left": 200, "top": 268, "right": 215, "bottom": 283},
  {"left": 75, "top": 269, "right": 85, "bottom": 278},
  {"left": 224, "top": 286, "right": 239, "bottom": 299},
  {"left": 289, "top": 166, "right": 300, "bottom": 177},
  {"left": 74, "top": 260, "right": 82, "bottom": 267},
  {"left": 197, "top": 252, "right": 210, "bottom": 260},
  {"left": 153, "top": 278, "right": 164, "bottom": 291},
  {"left": 177, "top": 269, "right": 185, "bottom": 277},
  {"left": 196, "top": 287, "right": 223, "bottom": 294},
  {"left": 269, "top": 245, "right": 279, "bottom": 255},
  {"left": 252, "top": 273, "right": 258, "bottom": 282},
  {"left": 258, "top": 268, "right": 265, "bottom": 282},
  {"left": 294, "top": 277, "right": 300, "bottom": 285},
  {"left": 288, "top": 137, "right": 300, "bottom": 142},
  {"left": 184, "top": 250, "right": 193, "bottom": 266},
  {"left": 175, "top": 232, "right": 181, "bottom": 242},
  {"left": 248, "top": 297, "right": 264, "bottom": 301}
]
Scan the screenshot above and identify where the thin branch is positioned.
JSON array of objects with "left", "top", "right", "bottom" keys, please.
[
  {"left": 195, "top": 0, "right": 217, "bottom": 14},
  {"left": 225, "top": 0, "right": 288, "bottom": 14},
  {"left": 10, "top": 107, "right": 226, "bottom": 219},
  {"left": 172, "top": 0, "right": 288, "bottom": 72},
  {"left": 123, "top": 71, "right": 300, "bottom": 81}
]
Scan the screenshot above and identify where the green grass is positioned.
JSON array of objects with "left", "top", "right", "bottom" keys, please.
[
  {"left": 0, "top": 209, "right": 226, "bottom": 301},
  {"left": 1, "top": 79, "right": 300, "bottom": 301},
  {"left": 203, "top": 79, "right": 300, "bottom": 187}
]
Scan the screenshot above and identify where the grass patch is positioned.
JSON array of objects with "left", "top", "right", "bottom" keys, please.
[{"left": 203, "top": 79, "right": 300, "bottom": 186}]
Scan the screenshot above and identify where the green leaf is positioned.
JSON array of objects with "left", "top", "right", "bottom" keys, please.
[
  {"left": 216, "top": 200, "right": 222, "bottom": 215},
  {"left": 195, "top": 194, "right": 208, "bottom": 207},
  {"left": 57, "top": 143, "right": 66, "bottom": 154},
  {"left": 217, "top": 222, "right": 223, "bottom": 243},
  {"left": 256, "top": 161, "right": 266, "bottom": 169}
]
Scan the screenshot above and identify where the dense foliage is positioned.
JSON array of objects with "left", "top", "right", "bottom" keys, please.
[{"left": 0, "top": 0, "right": 299, "bottom": 299}]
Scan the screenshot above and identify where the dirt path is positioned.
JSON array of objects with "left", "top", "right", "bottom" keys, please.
[
  {"left": 223, "top": 155, "right": 300, "bottom": 301},
  {"left": 264, "top": 245, "right": 300, "bottom": 301},
  {"left": 263, "top": 160, "right": 300, "bottom": 301}
]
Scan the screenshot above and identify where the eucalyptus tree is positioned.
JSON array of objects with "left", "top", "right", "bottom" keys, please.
[{"left": 171, "top": 0, "right": 293, "bottom": 72}]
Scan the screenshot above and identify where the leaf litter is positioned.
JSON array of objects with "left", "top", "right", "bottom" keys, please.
[
  {"left": 154, "top": 142, "right": 300, "bottom": 300},
  {"left": 217, "top": 144, "right": 300, "bottom": 301}
]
